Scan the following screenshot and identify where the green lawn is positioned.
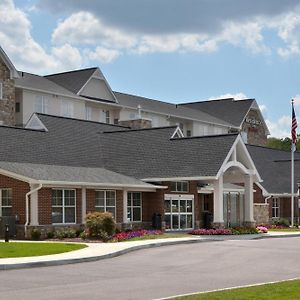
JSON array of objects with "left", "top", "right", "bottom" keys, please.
[
  {"left": 175, "top": 279, "right": 300, "bottom": 300},
  {"left": 268, "top": 228, "right": 300, "bottom": 232},
  {"left": 0, "top": 242, "right": 87, "bottom": 258}
]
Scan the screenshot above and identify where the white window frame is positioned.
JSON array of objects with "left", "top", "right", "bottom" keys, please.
[
  {"left": 170, "top": 181, "right": 189, "bottom": 193},
  {"left": 105, "top": 110, "right": 110, "bottom": 124},
  {"left": 0, "top": 82, "right": 3, "bottom": 100},
  {"left": 61, "top": 100, "right": 74, "bottom": 118},
  {"left": 34, "top": 95, "right": 49, "bottom": 114},
  {"left": 85, "top": 106, "right": 92, "bottom": 120},
  {"left": 127, "top": 192, "right": 142, "bottom": 222},
  {"left": 95, "top": 190, "right": 116, "bottom": 217},
  {"left": 0, "top": 188, "right": 12, "bottom": 217},
  {"left": 272, "top": 198, "right": 280, "bottom": 218},
  {"left": 52, "top": 189, "right": 76, "bottom": 224}
]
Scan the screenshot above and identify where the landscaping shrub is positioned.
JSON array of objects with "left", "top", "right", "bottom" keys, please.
[
  {"left": 189, "top": 228, "right": 232, "bottom": 235},
  {"left": 47, "top": 231, "right": 55, "bottom": 239},
  {"left": 231, "top": 227, "right": 259, "bottom": 235},
  {"left": 85, "top": 212, "right": 116, "bottom": 241},
  {"left": 272, "top": 218, "right": 290, "bottom": 227},
  {"left": 31, "top": 228, "right": 41, "bottom": 240}
]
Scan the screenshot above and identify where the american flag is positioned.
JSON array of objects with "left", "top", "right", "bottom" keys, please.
[{"left": 292, "top": 100, "right": 298, "bottom": 150}]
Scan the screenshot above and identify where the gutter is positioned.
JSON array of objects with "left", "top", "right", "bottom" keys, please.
[{"left": 25, "top": 183, "right": 42, "bottom": 238}]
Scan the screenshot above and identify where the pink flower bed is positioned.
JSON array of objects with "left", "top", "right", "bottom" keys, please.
[
  {"left": 189, "top": 228, "right": 232, "bottom": 235},
  {"left": 256, "top": 226, "right": 268, "bottom": 233},
  {"left": 112, "top": 229, "right": 162, "bottom": 242}
]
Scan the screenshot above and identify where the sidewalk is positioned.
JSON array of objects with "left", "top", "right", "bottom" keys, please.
[{"left": 1, "top": 231, "right": 300, "bottom": 270}]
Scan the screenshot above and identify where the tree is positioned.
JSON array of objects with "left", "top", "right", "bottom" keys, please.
[{"left": 267, "top": 135, "right": 300, "bottom": 151}]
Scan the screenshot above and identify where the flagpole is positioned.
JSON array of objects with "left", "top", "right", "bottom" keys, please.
[{"left": 291, "top": 99, "right": 295, "bottom": 227}]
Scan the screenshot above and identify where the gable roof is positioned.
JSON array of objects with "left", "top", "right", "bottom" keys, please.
[
  {"left": 180, "top": 98, "right": 255, "bottom": 128},
  {"left": 247, "top": 145, "right": 300, "bottom": 194},
  {"left": 45, "top": 68, "right": 98, "bottom": 94},
  {"left": 0, "top": 46, "right": 19, "bottom": 79},
  {"left": 15, "top": 72, "right": 79, "bottom": 98},
  {"left": 114, "top": 91, "right": 233, "bottom": 128}
]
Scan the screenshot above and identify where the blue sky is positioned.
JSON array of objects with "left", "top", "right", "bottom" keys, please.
[{"left": 2, "top": 0, "right": 300, "bottom": 137}]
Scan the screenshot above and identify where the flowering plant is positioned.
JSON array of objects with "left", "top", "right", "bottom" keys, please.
[
  {"left": 256, "top": 226, "right": 268, "bottom": 233},
  {"left": 111, "top": 229, "right": 162, "bottom": 242},
  {"left": 189, "top": 228, "right": 232, "bottom": 235}
]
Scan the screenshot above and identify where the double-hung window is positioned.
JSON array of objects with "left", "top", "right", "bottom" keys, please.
[
  {"left": 61, "top": 100, "right": 74, "bottom": 117},
  {"left": 0, "top": 189, "right": 12, "bottom": 216},
  {"left": 170, "top": 181, "right": 189, "bottom": 193},
  {"left": 52, "top": 189, "right": 76, "bottom": 224},
  {"left": 272, "top": 198, "right": 280, "bottom": 218},
  {"left": 105, "top": 110, "right": 110, "bottom": 124},
  {"left": 95, "top": 190, "right": 116, "bottom": 217},
  {"left": 85, "top": 106, "right": 92, "bottom": 120},
  {"left": 127, "top": 192, "right": 142, "bottom": 222},
  {"left": 34, "top": 95, "right": 48, "bottom": 113}
]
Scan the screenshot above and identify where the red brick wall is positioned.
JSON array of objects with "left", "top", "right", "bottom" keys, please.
[
  {"left": 253, "top": 184, "right": 265, "bottom": 203},
  {"left": 0, "top": 174, "right": 30, "bottom": 224}
]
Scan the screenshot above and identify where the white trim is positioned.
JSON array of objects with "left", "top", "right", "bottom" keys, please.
[
  {"left": 255, "top": 182, "right": 269, "bottom": 197},
  {"left": 0, "top": 168, "right": 34, "bottom": 183},
  {"left": 25, "top": 113, "right": 48, "bottom": 131},
  {"left": 0, "top": 82, "right": 3, "bottom": 100},
  {"left": 77, "top": 68, "right": 118, "bottom": 103},
  {"left": 171, "top": 126, "right": 184, "bottom": 138},
  {"left": 0, "top": 188, "right": 12, "bottom": 217},
  {"left": 142, "top": 176, "right": 217, "bottom": 182},
  {"left": 0, "top": 46, "right": 19, "bottom": 79}
]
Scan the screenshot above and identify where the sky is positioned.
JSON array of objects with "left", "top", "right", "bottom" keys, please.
[{"left": 2, "top": 0, "right": 300, "bottom": 138}]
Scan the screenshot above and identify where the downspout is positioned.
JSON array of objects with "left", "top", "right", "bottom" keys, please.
[
  {"left": 25, "top": 183, "right": 42, "bottom": 238},
  {"left": 265, "top": 195, "right": 272, "bottom": 204}
]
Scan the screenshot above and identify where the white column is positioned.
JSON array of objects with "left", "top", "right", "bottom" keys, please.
[
  {"left": 30, "top": 184, "right": 39, "bottom": 226},
  {"left": 81, "top": 188, "right": 86, "bottom": 224},
  {"left": 123, "top": 189, "right": 128, "bottom": 223},
  {"left": 244, "top": 174, "right": 255, "bottom": 223},
  {"left": 213, "top": 176, "right": 224, "bottom": 225}
]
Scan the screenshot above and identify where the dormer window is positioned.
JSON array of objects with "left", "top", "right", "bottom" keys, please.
[
  {"left": 0, "top": 82, "right": 3, "bottom": 100},
  {"left": 170, "top": 181, "right": 189, "bottom": 193},
  {"left": 105, "top": 110, "right": 110, "bottom": 124}
]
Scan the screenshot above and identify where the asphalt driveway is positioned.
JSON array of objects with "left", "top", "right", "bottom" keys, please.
[{"left": 0, "top": 237, "right": 300, "bottom": 300}]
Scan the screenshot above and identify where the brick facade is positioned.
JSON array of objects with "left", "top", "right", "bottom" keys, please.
[{"left": 0, "top": 59, "right": 15, "bottom": 126}]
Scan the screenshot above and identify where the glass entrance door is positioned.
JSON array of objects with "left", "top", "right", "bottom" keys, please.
[{"left": 164, "top": 197, "right": 194, "bottom": 230}]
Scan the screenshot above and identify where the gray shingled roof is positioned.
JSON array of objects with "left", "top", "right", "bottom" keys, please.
[
  {"left": 180, "top": 98, "right": 255, "bottom": 127},
  {"left": 0, "top": 161, "right": 155, "bottom": 187},
  {"left": 45, "top": 68, "right": 97, "bottom": 94},
  {"left": 0, "top": 114, "right": 238, "bottom": 182},
  {"left": 101, "top": 128, "right": 238, "bottom": 179},
  {"left": 0, "top": 114, "right": 128, "bottom": 167},
  {"left": 114, "top": 91, "right": 233, "bottom": 128},
  {"left": 247, "top": 145, "right": 300, "bottom": 194},
  {"left": 15, "top": 72, "right": 78, "bottom": 98}
]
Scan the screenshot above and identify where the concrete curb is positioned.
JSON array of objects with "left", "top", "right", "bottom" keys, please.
[{"left": 0, "top": 238, "right": 215, "bottom": 271}]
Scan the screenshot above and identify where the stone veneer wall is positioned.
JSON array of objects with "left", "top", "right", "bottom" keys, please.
[
  {"left": 0, "top": 59, "right": 15, "bottom": 126},
  {"left": 242, "top": 109, "right": 267, "bottom": 146},
  {"left": 119, "top": 118, "right": 152, "bottom": 129},
  {"left": 254, "top": 203, "right": 269, "bottom": 224}
]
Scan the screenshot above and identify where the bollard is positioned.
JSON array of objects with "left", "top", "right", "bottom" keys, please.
[{"left": 4, "top": 224, "right": 9, "bottom": 242}]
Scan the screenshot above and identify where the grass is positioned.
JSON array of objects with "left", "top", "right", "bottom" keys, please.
[
  {"left": 0, "top": 242, "right": 87, "bottom": 258},
  {"left": 268, "top": 228, "right": 300, "bottom": 232},
  {"left": 117, "top": 233, "right": 190, "bottom": 242},
  {"left": 174, "top": 279, "right": 300, "bottom": 300}
]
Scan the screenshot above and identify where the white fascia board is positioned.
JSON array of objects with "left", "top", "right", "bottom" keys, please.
[
  {"left": 171, "top": 126, "right": 184, "bottom": 138},
  {"left": 141, "top": 176, "right": 217, "bottom": 182},
  {"left": 15, "top": 85, "right": 84, "bottom": 101},
  {"left": 38, "top": 180, "right": 163, "bottom": 190},
  {"left": 119, "top": 104, "right": 236, "bottom": 129},
  {"left": 0, "top": 168, "right": 35, "bottom": 184},
  {"left": 216, "top": 135, "right": 262, "bottom": 182},
  {"left": 84, "top": 98, "right": 121, "bottom": 108},
  {"left": 25, "top": 113, "right": 48, "bottom": 131},
  {"left": 255, "top": 182, "right": 269, "bottom": 197}
]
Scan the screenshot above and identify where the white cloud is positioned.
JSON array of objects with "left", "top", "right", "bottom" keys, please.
[
  {"left": 266, "top": 116, "right": 291, "bottom": 138},
  {"left": 209, "top": 92, "right": 248, "bottom": 100},
  {"left": 85, "top": 47, "right": 120, "bottom": 64}
]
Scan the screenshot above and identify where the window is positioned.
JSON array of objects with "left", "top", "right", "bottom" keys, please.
[
  {"left": 0, "top": 189, "right": 12, "bottom": 216},
  {"left": 95, "top": 190, "right": 116, "bottom": 217},
  {"left": 186, "top": 130, "right": 191, "bottom": 137},
  {"left": 241, "top": 131, "right": 248, "bottom": 143},
  {"left": 105, "top": 110, "right": 110, "bottom": 124},
  {"left": 85, "top": 106, "right": 92, "bottom": 120},
  {"left": 34, "top": 95, "right": 48, "bottom": 114},
  {"left": 15, "top": 102, "right": 20, "bottom": 113},
  {"left": 272, "top": 198, "right": 280, "bottom": 218},
  {"left": 0, "top": 82, "right": 3, "bottom": 100},
  {"left": 52, "top": 189, "right": 76, "bottom": 224},
  {"left": 170, "top": 181, "right": 189, "bottom": 193},
  {"left": 127, "top": 192, "right": 142, "bottom": 222},
  {"left": 61, "top": 100, "right": 74, "bottom": 117}
]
